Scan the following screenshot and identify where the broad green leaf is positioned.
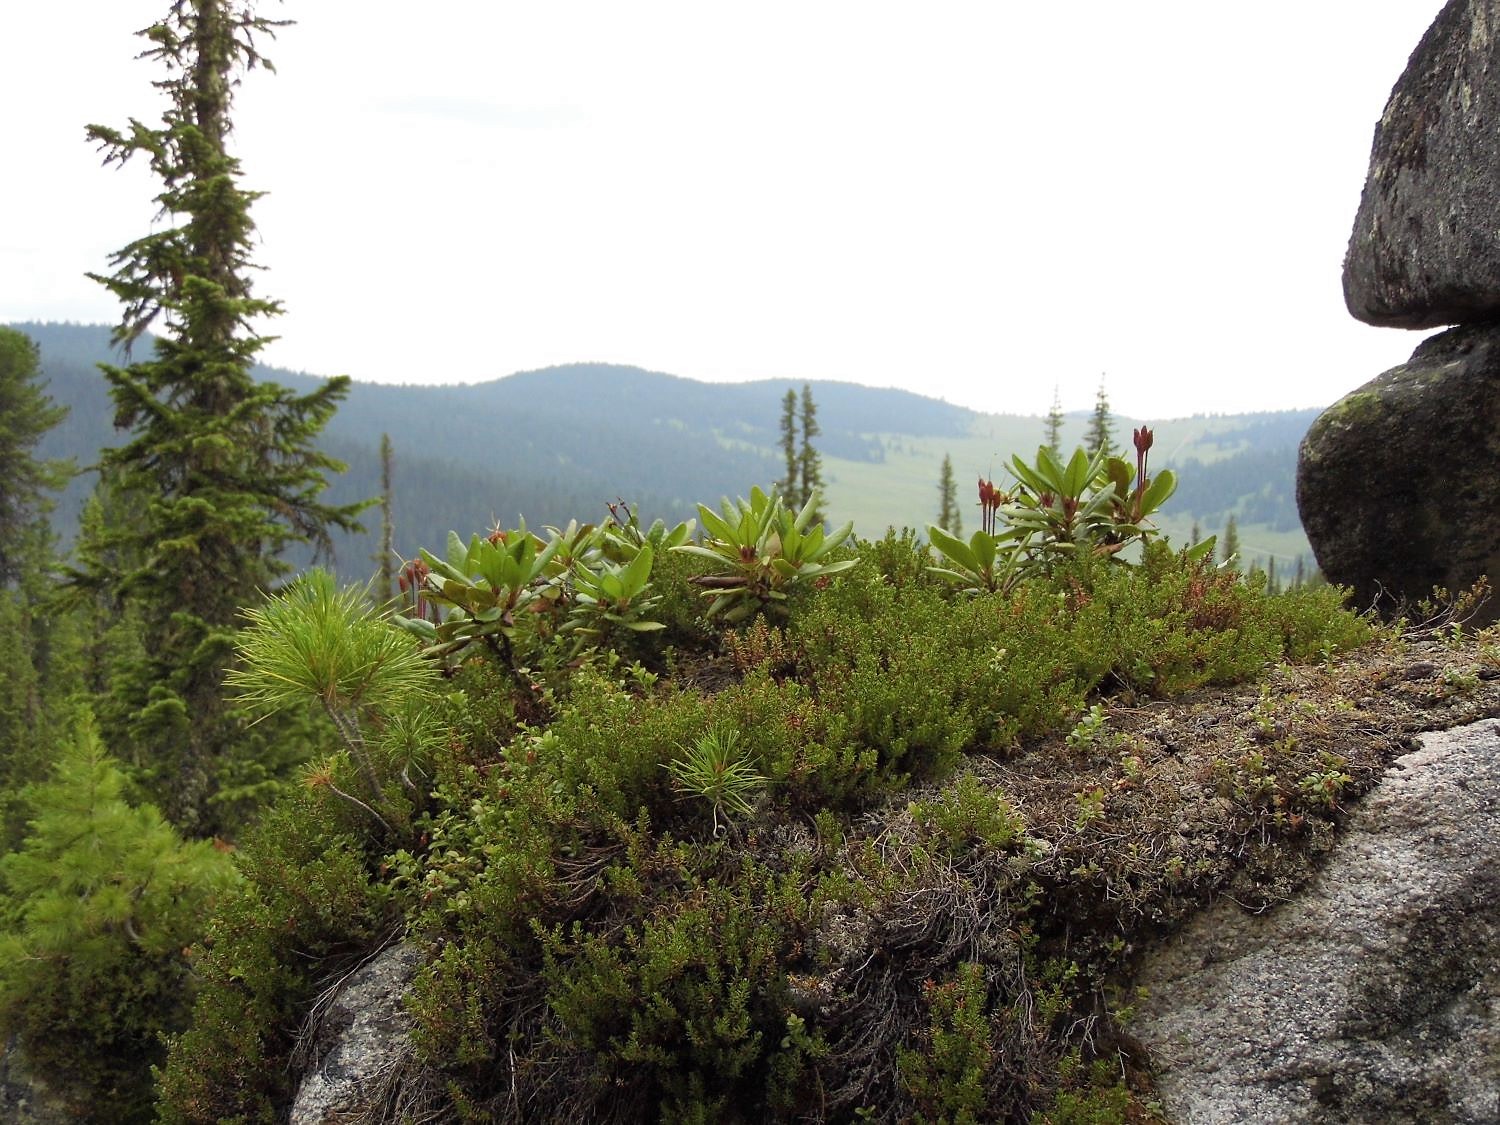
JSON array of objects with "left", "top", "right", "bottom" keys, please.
[
  {"left": 697, "top": 504, "right": 739, "bottom": 545},
  {"left": 971, "top": 531, "right": 997, "bottom": 572},
  {"left": 792, "top": 491, "right": 818, "bottom": 533},
  {"left": 446, "top": 530, "right": 468, "bottom": 571},
  {"left": 1141, "top": 469, "right": 1177, "bottom": 513},
  {"left": 532, "top": 534, "right": 563, "bottom": 578},
  {"left": 928, "top": 526, "right": 979, "bottom": 572},
  {"left": 820, "top": 520, "right": 855, "bottom": 555},
  {"left": 1035, "top": 444, "right": 1065, "bottom": 484},
  {"left": 927, "top": 565, "right": 976, "bottom": 585},
  {"left": 392, "top": 614, "right": 437, "bottom": 640},
  {"left": 421, "top": 549, "right": 468, "bottom": 585},
  {"left": 1010, "top": 453, "right": 1050, "bottom": 496},
  {"left": 673, "top": 543, "right": 735, "bottom": 563},
  {"left": 1062, "top": 447, "right": 1092, "bottom": 498},
  {"left": 660, "top": 521, "right": 693, "bottom": 549}
]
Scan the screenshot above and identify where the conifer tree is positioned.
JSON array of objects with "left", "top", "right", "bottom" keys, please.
[
  {"left": 376, "top": 432, "right": 396, "bottom": 606},
  {"left": 778, "top": 389, "right": 800, "bottom": 507},
  {"left": 798, "top": 383, "right": 825, "bottom": 525},
  {"left": 1085, "top": 376, "right": 1114, "bottom": 458},
  {"left": 0, "top": 713, "right": 239, "bottom": 1118},
  {"left": 1043, "top": 386, "right": 1065, "bottom": 460},
  {"left": 74, "top": 0, "right": 366, "bottom": 832},
  {"left": 68, "top": 475, "right": 150, "bottom": 710},
  {"left": 0, "top": 594, "right": 46, "bottom": 850},
  {"left": 0, "top": 520, "right": 93, "bottom": 852},
  {"left": 1221, "top": 515, "right": 1241, "bottom": 571},
  {"left": 937, "top": 453, "right": 961, "bottom": 534},
  {"left": 0, "top": 328, "right": 71, "bottom": 586},
  {"left": 0, "top": 329, "right": 79, "bottom": 849}
]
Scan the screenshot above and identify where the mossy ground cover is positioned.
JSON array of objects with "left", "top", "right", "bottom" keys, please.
[{"left": 154, "top": 530, "right": 1500, "bottom": 1123}]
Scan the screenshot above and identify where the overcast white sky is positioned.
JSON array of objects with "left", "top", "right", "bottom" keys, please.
[{"left": 2, "top": 2, "right": 1449, "bottom": 420}]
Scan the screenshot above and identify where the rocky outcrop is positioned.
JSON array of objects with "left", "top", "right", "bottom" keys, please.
[
  {"left": 289, "top": 943, "right": 425, "bottom": 1125},
  {"left": 0, "top": 1038, "right": 73, "bottom": 1125},
  {"left": 1127, "top": 719, "right": 1500, "bottom": 1125},
  {"left": 1304, "top": 0, "right": 1500, "bottom": 611},
  {"left": 1296, "top": 321, "right": 1500, "bottom": 621},
  {"left": 1344, "top": 0, "right": 1500, "bottom": 327}
]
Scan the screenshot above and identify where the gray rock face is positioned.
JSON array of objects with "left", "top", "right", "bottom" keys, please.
[
  {"left": 0, "top": 1038, "right": 73, "bottom": 1125},
  {"left": 1344, "top": 0, "right": 1500, "bottom": 327},
  {"left": 1296, "top": 321, "right": 1500, "bottom": 621},
  {"left": 1127, "top": 720, "right": 1500, "bottom": 1125},
  {"left": 289, "top": 943, "right": 424, "bottom": 1125}
]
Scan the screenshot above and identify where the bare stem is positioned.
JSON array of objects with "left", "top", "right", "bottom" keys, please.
[{"left": 326, "top": 780, "right": 394, "bottom": 836}]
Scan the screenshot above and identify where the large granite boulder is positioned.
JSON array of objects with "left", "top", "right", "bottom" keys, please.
[
  {"left": 1127, "top": 719, "right": 1500, "bottom": 1124},
  {"left": 1344, "top": 0, "right": 1500, "bottom": 328},
  {"left": 1296, "top": 321, "right": 1500, "bottom": 620}
]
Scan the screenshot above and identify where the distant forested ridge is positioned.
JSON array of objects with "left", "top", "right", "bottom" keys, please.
[
  {"left": 1163, "top": 411, "right": 1319, "bottom": 533},
  {"left": 13, "top": 321, "right": 1314, "bottom": 579}
]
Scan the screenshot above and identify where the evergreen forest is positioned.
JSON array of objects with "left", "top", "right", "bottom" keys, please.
[{"left": 13, "top": 319, "right": 1320, "bottom": 585}]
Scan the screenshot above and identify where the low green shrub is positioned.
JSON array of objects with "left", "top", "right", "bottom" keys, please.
[
  {"left": 860, "top": 526, "right": 944, "bottom": 591},
  {"left": 141, "top": 478, "right": 1385, "bottom": 1123},
  {"left": 1079, "top": 545, "right": 1374, "bottom": 694},
  {"left": 229, "top": 568, "right": 447, "bottom": 836},
  {"left": 1268, "top": 581, "right": 1379, "bottom": 662},
  {"left": 708, "top": 669, "right": 877, "bottom": 813},
  {"left": 528, "top": 666, "right": 709, "bottom": 823},
  {"left": 909, "top": 772, "right": 1028, "bottom": 856},
  {"left": 539, "top": 867, "right": 814, "bottom": 1122},
  {"left": 1040, "top": 1052, "right": 1133, "bottom": 1125},
  {"left": 793, "top": 578, "right": 981, "bottom": 790},
  {"left": 0, "top": 716, "right": 239, "bottom": 1123},
  {"left": 155, "top": 795, "right": 391, "bottom": 1123},
  {"left": 897, "top": 961, "right": 998, "bottom": 1125}
]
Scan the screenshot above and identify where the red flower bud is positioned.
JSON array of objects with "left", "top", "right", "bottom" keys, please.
[
  {"left": 1132, "top": 427, "right": 1154, "bottom": 504},
  {"left": 977, "top": 476, "right": 1002, "bottom": 535}
]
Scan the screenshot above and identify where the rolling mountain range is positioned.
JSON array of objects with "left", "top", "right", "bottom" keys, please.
[{"left": 12, "top": 321, "right": 1317, "bottom": 580}]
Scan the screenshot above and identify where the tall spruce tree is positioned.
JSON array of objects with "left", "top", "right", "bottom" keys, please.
[
  {"left": 1085, "top": 376, "right": 1113, "bottom": 458},
  {"left": 1221, "top": 515, "right": 1241, "bottom": 571},
  {"left": 67, "top": 476, "right": 151, "bottom": 767},
  {"left": 937, "top": 453, "right": 961, "bottom": 534},
  {"left": 0, "top": 329, "right": 77, "bottom": 850},
  {"left": 798, "top": 383, "right": 825, "bottom": 525},
  {"left": 75, "top": 0, "right": 365, "bottom": 833},
  {"left": 0, "top": 328, "right": 71, "bottom": 586},
  {"left": 778, "top": 389, "right": 800, "bottom": 506},
  {"left": 1043, "top": 386, "right": 1064, "bottom": 460},
  {"left": 375, "top": 432, "right": 396, "bottom": 605}
]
